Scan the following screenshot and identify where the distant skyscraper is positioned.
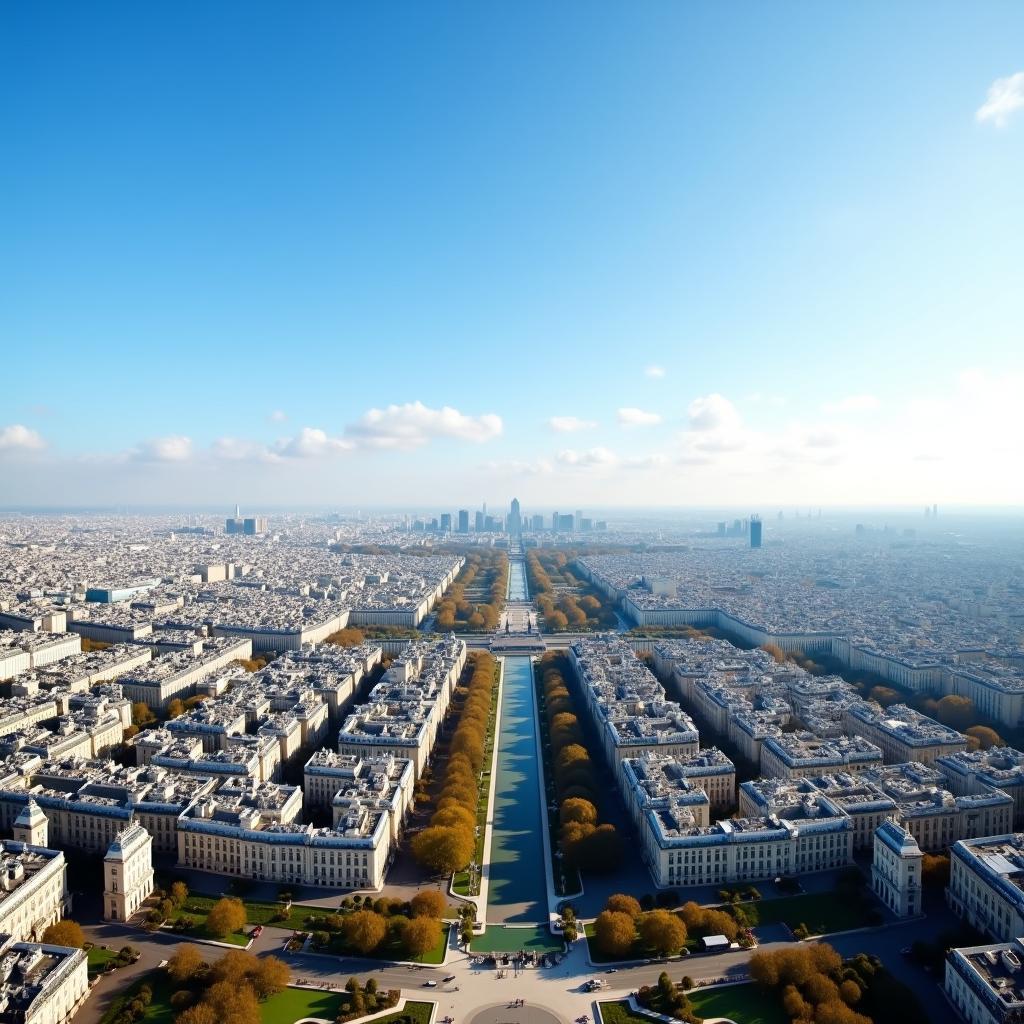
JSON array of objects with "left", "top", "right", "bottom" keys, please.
[
  {"left": 439, "top": 513, "right": 452, "bottom": 533},
  {"left": 531, "top": 513, "right": 544, "bottom": 531},
  {"left": 750, "top": 515, "right": 762, "bottom": 549},
  {"left": 474, "top": 510, "right": 484, "bottom": 532},
  {"left": 574, "top": 509, "right": 582, "bottom": 531},
  {"left": 508, "top": 498, "right": 522, "bottom": 537},
  {"left": 458, "top": 509, "right": 469, "bottom": 533},
  {"left": 242, "top": 516, "right": 267, "bottom": 535},
  {"left": 933, "top": 503, "right": 938, "bottom": 518}
]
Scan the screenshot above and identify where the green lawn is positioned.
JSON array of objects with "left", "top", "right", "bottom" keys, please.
[
  {"left": 101, "top": 975, "right": 428, "bottom": 1024},
  {"left": 689, "top": 983, "right": 788, "bottom": 1024},
  {"left": 598, "top": 1000, "right": 660, "bottom": 1024},
  {"left": 167, "top": 894, "right": 339, "bottom": 943},
  {"left": 99, "top": 973, "right": 177, "bottom": 1024},
  {"left": 752, "top": 892, "right": 873, "bottom": 935},
  {"left": 260, "top": 986, "right": 344, "bottom": 1024},
  {"left": 470, "top": 924, "right": 563, "bottom": 954},
  {"left": 372, "top": 1001, "right": 435, "bottom": 1024},
  {"left": 87, "top": 946, "right": 122, "bottom": 976}
]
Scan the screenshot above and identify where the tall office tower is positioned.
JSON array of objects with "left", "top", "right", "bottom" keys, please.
[
  {"left": 933, "top": 503, "right": 938, "bottom": 518},
  {"left": 574, "top": 509, "right": 582, "bottom": 531},
  {"left": 531, "top": 513, "right": 544, "bottom": 531},
  {"left": 750, "top": 515, "right": 763, "bottom": 549},
  {"left": 552, "top": 511, "right": 559, "bottom": 531},
  {"left": 717, "top": 521, "right": 727, "bottom": 537},
  {"left": 243, "top": 516, "right": 267, "bottom": 535},
  {"left": 440, "top": 513, "right": 452, "bottom": 533},
  {"left": 458, "top": 510, "right": 470, "bottom": 533},
  {"left": 225, "top": 517, "right": 243, "bottom": 534},
  {"left": 557, "top": 513, "right": 575, "bottom": 531},
  {"left": 474, "top": 510, "right": 484, "bottom": 532},
  {"left": 508, "top": 498, "right": 522, "bottom": 537},
  {"left": 925, "top": 506, "right": 931, "bottom": 518}
]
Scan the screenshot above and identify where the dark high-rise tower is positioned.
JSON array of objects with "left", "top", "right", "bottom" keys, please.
[
  {"left": 508, "top": 498, "right": 522, "bottom": 537},
  {"left": 750, "top": 515, "right": 762, "bottom": 548}
]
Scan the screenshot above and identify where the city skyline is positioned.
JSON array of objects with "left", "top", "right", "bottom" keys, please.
[{"left": 3, "top": 4, "right": 1023, "bottom": 508}]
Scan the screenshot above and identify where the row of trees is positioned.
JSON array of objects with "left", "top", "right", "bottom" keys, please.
[
  {"left": 593, "top": 894, "right": 687, "bottom": 957},
  {"left": 325, "top": 894, "right": 445, "bottom": 959},
  {"left": 411, "top": 652, "right": 496, "bottom": 876},
  {"left": 748, "top": 945, "right": 918, "bottom": 1024},
  {"left": 435, "top": 552, "right": 508, "bottom": 632},
  {"left": 165, "top": 946, "right": 289, "bottom": 1024},
  {"left": 539, "top": 652, "right": 623, "bottom": 871},
  {"left": 527, "top": 551, "right": 617, "bottom": 631}
]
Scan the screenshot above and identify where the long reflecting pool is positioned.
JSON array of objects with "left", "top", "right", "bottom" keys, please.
[
  {"left": 507, "top": 558, "right": 530, "bottom": 601},
  {"left": 487, "top": 655, "right": 547, "bottom": 923}
]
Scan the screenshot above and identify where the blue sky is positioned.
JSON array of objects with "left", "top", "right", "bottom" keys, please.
[{"left": 2, "top": 2, "right": 1023, "bottom": 508}]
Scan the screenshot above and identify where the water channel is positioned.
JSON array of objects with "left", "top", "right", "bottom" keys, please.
[{"left": 486, "top": 557, "right": 548, "bottom": 923}]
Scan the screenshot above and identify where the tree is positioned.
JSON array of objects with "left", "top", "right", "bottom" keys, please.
[
  {"left": 170, "top": 880, "right": 189, "bottom": 907},
  {"left": 132, "top": 702, "right": 156, "bottom": 727},
  {"left": 249, "top": 956, "right": 290, "bottom": 998},
  {"left": 604, "top": 894, "right": 643, "bottom": 920},
  {"left": 839, "top": 979, "right": 862, "bottom": 1005},
  {"left": 935, "top": 695, "right": 974, "bottom": 730},
  {"left": 202, "top": 980, "right": 260, "bottom": 1024},
  {"left": 41, "top": 920, "right": 85, "bottom": 948},
  {"left": 342, "top": 910, "right": 387, "bottom": 954},
  {"left": 559, "top": 797, "right": 598, "bottom": 827},
  {"left": 637, "top": 910, "right": 687, "bottom": 956},
  {"left": 594, "top": 910, "right": 636, "bottom": 958},
  {"left": 404, "top": 916, "right": 442, "bottom": 958},
  {"left": 411, "top": 825, "right": 474, "bottom": 874},
  {"left": 167, "top": 698, "right": 185, "bottom": 719},
  {"left": 205, "top": 897, "right": 246, "bottom": 939},
  {"left": 966, "top": 725, "right": 1004, "bottom": 750},
  {"left": 410, "top": 890, "right": 446, "bottom": 919},
  {"left": 175, "top": 1006, "right": 218, "bottom": 1024},
  {"left": 167, "top": 944, "right": 205, "bottom": 983}
]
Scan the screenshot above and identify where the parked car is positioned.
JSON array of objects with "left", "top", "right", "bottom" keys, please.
[{"left": 423, "top": 980, "right": 438, "bottom": 988}]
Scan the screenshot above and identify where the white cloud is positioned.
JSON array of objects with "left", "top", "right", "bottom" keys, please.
[
  {"left": 617, "top": 407, "right": 663, "bottom": 428},
  {"left": 268, "top": 410, "right": 288, "bottom": 423},
  {"left": 822, "top": 394, "right": 879, "bottom": 414},
  {"left": 211, "top": 437, "right": 279, "bottom": 462},
  {"left": 275, "top": 427, "right": 354, "bottom": 459},
  {"left": 557, "top": 447, "right": 619, "bottom": 468},
  {"left": 623, "top": 453, "right": 670, "bottom": 470},
  {"left": 976, "top": 71, "right": 1024, "bottom": 127},
  {"left": 548, "top": 415, "right": 598, "bottom": 433},
  {"left": 645, "top": 365, "right": 666, "bottom": 379},
  {"left": 134, "top": 435, "right": 192, "bottom": 462},
  {"left": 347, "top": 401, "right": 502, "bottom": 449},
  {"left": 0, "top": 424, "right": 46, "bottom": 453},
  {"left": 688, "top": 393, "right": 741, "bottom": 432}
]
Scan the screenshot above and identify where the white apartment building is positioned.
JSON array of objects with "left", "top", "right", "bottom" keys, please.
[
  {"left": 871, "top": 819, "right": 922, "bottom": 917},
  {"left": 948, "top": 834, "right": 1024, "bottom": 942},
  {"left": 103, "top": 823, "right": 154, "bottom": 922},
  {"left": 946, "top": 939, "right": 1024, "bottom": 1024},
  {"left": 0, "top": 842, "right": 69, "bottom": 945},
  {"left": 0, "top": 940, "right": 89, "bottom": 1024}
]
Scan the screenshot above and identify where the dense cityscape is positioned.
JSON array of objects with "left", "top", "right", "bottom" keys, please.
[{"left": 0, "top": 506, "right": 1020, "bottom": 1024}]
